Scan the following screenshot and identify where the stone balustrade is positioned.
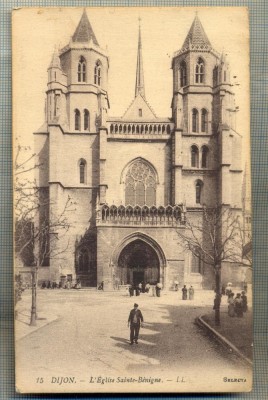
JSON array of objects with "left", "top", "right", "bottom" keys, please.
[
  {"left": 108, "top": 122, "right": 172, "bottom": 136},
  {"left": 97, "top": 204, "right": 186, "bottom": 226}
]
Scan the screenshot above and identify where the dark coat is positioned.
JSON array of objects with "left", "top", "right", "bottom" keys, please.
[{"left": 128, "top": 309, "right": 144, "bottom": 325}]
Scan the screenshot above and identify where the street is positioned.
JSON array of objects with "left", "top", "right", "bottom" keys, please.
[{"left": 15, "top": 289, "right": 252, "bottom": 393}]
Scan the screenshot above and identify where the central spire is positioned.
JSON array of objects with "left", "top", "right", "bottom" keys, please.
[{"left": 135, "top": 18, "right": 145, "bottom": 98}]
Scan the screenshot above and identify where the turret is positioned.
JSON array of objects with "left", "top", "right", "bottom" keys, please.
[
  {"left": 58, "top": 9, "right": 109, "bottom": 132},
  {"left": 171, "top": 14, "right": 219, "bottom": 133},
  {"left": 46, "top": 49, "right": 67, "bottom": 124}
]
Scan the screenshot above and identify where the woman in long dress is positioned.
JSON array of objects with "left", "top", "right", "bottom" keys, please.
[
  {"left": 189, "top": 286, "right": 194, "bottom": 300},
  {"left": 227, "top": 293, "right": 236, "bottom": 317},
  {"left": 234, "top": 293, "right": 244, "bottom": 317},
  {"left": 182, "top": 285, "right": 187, "bottom": 300}
]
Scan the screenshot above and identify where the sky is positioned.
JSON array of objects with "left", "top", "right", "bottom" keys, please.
[{"left": 12, "top": 7, "right": 250, "bottom": 156}]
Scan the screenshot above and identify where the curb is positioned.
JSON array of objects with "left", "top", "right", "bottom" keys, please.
[
  {"left": 15, "top": 314, "right": 59, "bottom": 341},
  {"left": 196, "top": 315, "right": 253, "bottom": 367}
]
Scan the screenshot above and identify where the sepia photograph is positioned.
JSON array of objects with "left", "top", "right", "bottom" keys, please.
[{"left": 13, "top": 7, "right": 252, "bottom": 393}]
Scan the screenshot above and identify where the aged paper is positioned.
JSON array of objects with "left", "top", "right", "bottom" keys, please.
[{"left": 13, "top": 7, "right": 252, "bottom": 393}]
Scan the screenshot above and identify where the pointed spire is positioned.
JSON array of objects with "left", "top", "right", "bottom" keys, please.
[
  {"left": 49, "top": 47, "right": 61, "bottom": 69},
  {"left": 182, "top": 14, "right": 212, "bottom": 50},
  {"left": 72, "top": 9, "right": 99, "bottom": 46},
  {"left": 135, "top": 18, "right": 145, "bottom": 98}
]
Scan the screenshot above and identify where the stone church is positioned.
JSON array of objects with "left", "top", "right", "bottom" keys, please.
[{"left": 35, "top": 10, "right": 244, "bottom": 289}]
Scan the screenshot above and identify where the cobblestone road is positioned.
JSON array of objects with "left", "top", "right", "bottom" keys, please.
[{"left": 15, "top": 290, "right": 252, "bottom": 393}]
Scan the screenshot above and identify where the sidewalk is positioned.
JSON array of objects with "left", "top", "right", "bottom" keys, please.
[
  {"left": 200, "top": 306, "right": 253, "bottom": 363},
  {"left": 15, "top": 295, "right": 58, "bottom": 340}
]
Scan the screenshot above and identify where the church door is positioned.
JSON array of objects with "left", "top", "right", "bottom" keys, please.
[{"left": 118, "top": 239, "right": 160, "bottom": 286}]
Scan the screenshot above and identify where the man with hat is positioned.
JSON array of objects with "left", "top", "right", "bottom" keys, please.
[{"left": 128, "top": 303, "right": 144, "bottom": 345}]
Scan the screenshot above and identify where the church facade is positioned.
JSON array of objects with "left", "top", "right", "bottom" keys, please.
[{"left": 35, "top": 11, "right": 244, "bottom": 290}]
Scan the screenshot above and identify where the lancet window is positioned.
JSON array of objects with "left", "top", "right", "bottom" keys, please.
[
  {"left": 195, "top": 58, "right": 205, "bottom": 84},
  {"left": 195, "top": 180, "right": 203, "bottom": 204},
  {"left": 78, "top": 56, "right": 86, "bottom": 82},
  {"left": 192, "top": 109, "right": 199, "bottom": 132},
  {"left": 75, "top": 109, "right": 81, "bottom": 131},
  {"left": 180, "top": 61, "right": 187, "bottom": 87},
  {"left": 191, "top": 145, "right": 199, "bottom": 168},
  {"left": 94, "top": 61, "right": 101, "bottom": 86},
  {"left": 84, "top": 109, "right": 90, "bottom": 130},
  {"left": 79, "top": 159, "right": 86, "bottom": 184},
  {"left": 201, "top": 109, "right": 208, "bottom": 133},
  {"left": 201, "top": 146, "right": 209, "bottom": 168}
]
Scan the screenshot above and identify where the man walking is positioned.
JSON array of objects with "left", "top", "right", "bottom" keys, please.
[{"left": 128, "top": 303, "right": 144, "bottom": 345}]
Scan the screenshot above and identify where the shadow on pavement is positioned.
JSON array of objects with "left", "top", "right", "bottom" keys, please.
[{"left": 110, "top": 303, "right": 244, "bottom": 374}]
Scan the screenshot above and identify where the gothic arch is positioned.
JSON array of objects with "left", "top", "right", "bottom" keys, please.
[
  {"left": 201, "top": 108, "right": 209, "bottom": 133},
  {"left": 94, "top": 60, "right": 102, "bottom": 86},
  {"left": 120, "top": 157, "right": 159, "bottom": 184},
  {"left": 78, "top": 56, "right": 86, "bottom": 82},
  {"left": 78, "top": 158, "right": 87, "bottom": 184},
  {"left": 191, "top": 144, "right": 199, "bottom": 168},
  {"left": 201, "top": 145, "right": 209, "bottom": 168},
  {"left": 195, "top": 57, "right": 205, "bottom": 84},
  {"left": 111, "top": 232, "right": 167, "bottom": 270},
  {"left": 195, "top": 179, "right": 204, "bottom": 204}
]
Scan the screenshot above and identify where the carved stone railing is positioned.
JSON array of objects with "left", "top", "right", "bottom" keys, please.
[
  {"left": 96, "top": 204, "right": 186, "bottom": 226},
  {"left": 108, "top": 122, "right": 172, "bottom": 136}
]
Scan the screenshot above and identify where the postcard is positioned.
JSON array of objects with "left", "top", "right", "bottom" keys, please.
[{"left": 13, "top": 7, "right": 252, "bottom": 393}]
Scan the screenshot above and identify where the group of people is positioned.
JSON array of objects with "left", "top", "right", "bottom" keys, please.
[
  {"left": 182, "top": 285, "right": 195, "bottom": 300},
  {"left": 129, "top": 282, "right": 163, "bottom": 297},
  {"left": 227, "top": 291, "right": 248, "bottom": 317},
  {"left": 40, "top": 279, "right": 82, "bottom": 290},
  {"left": 222, "top": 282, "right": 248, "bottom": 317}
]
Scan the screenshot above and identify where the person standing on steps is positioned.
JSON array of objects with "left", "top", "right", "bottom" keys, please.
[{"left": 128, "top": 303, "right": 144, "bottom": 345}]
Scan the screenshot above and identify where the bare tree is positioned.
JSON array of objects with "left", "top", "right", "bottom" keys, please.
[
  {"left": 14, "top": 144, "right": 76, "bottom": 325},
  {"left": 177, "top": 205, "right": 243, "bottom": 325}
]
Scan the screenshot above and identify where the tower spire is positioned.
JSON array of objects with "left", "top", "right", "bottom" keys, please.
[
  {"left": 135, "top": 18, "right": 145, "bottom": 98},
  {"left": 72, "top": 9, "right": 99, "bottom": 46}
]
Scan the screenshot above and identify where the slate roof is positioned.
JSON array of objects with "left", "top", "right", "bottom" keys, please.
[
  {"left": 72, "top": 9, "right": 99, "bottom": 46},
  {"left": 182, "top": 15, "right": 212, "bottom": 50}
]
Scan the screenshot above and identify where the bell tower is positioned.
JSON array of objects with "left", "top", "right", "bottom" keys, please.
[
  {"left": 171, "top": 14, "right": 242, "bottom": 208},
  {"left": 171, "top": 14, "right": 219, "bottom": 133},
  {"left": 59, "top": 9, "right": 109, "bottom": 132}
]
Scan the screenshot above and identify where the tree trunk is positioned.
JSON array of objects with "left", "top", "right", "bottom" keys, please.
[
  {"left": 214, "top": 266, "right": 221, "bottom": 326},
  {"left": 30, "top": 267, "right": 37, "bottom": 326}
]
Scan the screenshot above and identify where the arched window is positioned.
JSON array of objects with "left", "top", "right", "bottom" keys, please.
[
  {"left": 125, "top": 160, "right": 156, "bottom": 206},
  {"left": 94, "top": 61, "right": 101, "bottom": 86},
  {"left": 79, "top": 159, "right": 86, "bottom": 184},
  {"left": 195, "top": 58, "right": 204, "bottom": 83},
  {"left": 180, "top": 61, "right": 187, "bottom": 87},
  {"left": 213, "top": 66, "right": 218, "bottom": 86},
  {"left": 78, "top": 56, "right": 86, "bottom": 82},
  {"left": 192, "top": 109, "right": 199, "bottom": 132},
  {"left": 84, "top": 109, "right": 89, "bottom": 130},
  {"left": 77, "top": 247, "right": 89, "bottom": 273},
  {"left": 75, "top": 109, "right": 81, "bottom": 131},
  {"left": 201, "top": 146, "right": 209, "bottom": 168},
  {"left": 192, "top": 252, "right": 202, "bottom": 273},
  {"left": 196, "top": 180, "right": 203, "bottom": 204},
  {"left": 201, "top": 109, "right": 208, "bottom": 133},
  {"left": 191, "top": 145, "right": 199, "bottom": 168}
]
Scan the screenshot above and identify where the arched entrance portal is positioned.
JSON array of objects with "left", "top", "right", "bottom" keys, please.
[{"left": 118, "top": 239, "right": 160, "bottom": 285}]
